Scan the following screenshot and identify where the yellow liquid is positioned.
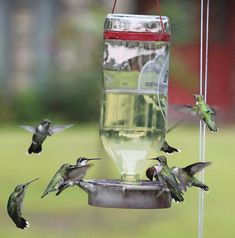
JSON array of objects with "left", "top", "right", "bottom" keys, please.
[{"left": 99, "top": 91, "right": 167, "bottom": 180}]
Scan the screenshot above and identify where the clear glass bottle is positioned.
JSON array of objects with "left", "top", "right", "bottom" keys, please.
[{"left": 99, "top": 14, "right": 171, "bottom": 182}]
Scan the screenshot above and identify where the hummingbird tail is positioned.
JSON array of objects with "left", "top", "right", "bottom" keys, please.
[
  {"left": 208, "top": 124, "right": 218, "bottom": 132},
  {"left": 192, "top": 182, "right": 209, "bottom": 191},
  {"left": 15, "top": 216, "right": 30, "bottom": 229},
  {"left": 199, "top": 184, "right": 209, "bottom": 191},
  {"left": 161, "top": 145, "right": 180, "bottom": 154},
  {"left": 171, "top": 192, "right": 184, "bottom": 203},
  {"left": 41, "top": 192, "right": 48, "bottom": 199},
  {"left": 56, "top": 182, "right": 71, "bottom": 196},
  {"left": 55, "top": 188, "right": 65, "bottom": 196},
  {"left": 28, "top": 143, "right": 42, "bottom": 154}
]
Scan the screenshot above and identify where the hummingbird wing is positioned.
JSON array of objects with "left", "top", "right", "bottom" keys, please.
[
  {"left": 206, "top": 106, "right": 215, "bottom": 115},
  {"left": 183, "top": 162, "right": 212, "bottom": 176},
  {"left": 161, "top": 171, "right": 184, "bottom": 202},
  {"left": 171, "top": 169, "right": 188, "bottom": 192},
  {"left": 163, "top": 174, "right": 181, "bottom": 192},
  {"left": 162, "top": 167, "right": 183, "bottom": 192},
  {"left": 210, "top": 106, "right": 217, "bottom": 115},
  {"left": 174, "top": 105, "right": 198, "bottom": 116},
  {"left": 20, "top": 125, "right": 36, "bottom": 133},
  {"left": 48, "top": 124, "right": 74, "bottom": 135},
  {"left": 41, "top": 174, "right": 64, "bottom": 198},
  {"left": 55, "top": 164, "right": 92, "bottom": 196},
  {"left": 166, "top": 119, "right": 185, "bottom": 134},
  {"left": 65, "top": 164, "right": 92, "bottom": 181}
]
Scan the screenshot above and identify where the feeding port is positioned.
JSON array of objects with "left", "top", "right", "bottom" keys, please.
[{"left": 79, "top": 179, "right": 171, "bottom": 209}]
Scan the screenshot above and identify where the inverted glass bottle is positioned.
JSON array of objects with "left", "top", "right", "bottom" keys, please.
[{"left": 99, "top": 14, "right": 171, "bottom": 182}]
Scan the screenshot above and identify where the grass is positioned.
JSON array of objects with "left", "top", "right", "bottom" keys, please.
[{"left": 0, "top": 123, "right": 234, "bottom": 238}]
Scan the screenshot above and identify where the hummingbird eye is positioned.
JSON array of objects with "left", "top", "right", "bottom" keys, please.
[{"left": 78, "top": 157, "right": 86, "bottom": 162}]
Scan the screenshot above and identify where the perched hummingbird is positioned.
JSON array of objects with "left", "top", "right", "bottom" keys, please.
[
  {"left": 176, "top": 94, "right": 218, "bottom": 132},
  {"left": 41, "top": 162, "right": 92, "bottom": 198},
  {"left": 21, "top": 119, "right": 73, "bottom": 154},
  {"left": 147, "top": 156, "right": 184, "bottom": 202},
  {"left": 7, "top": 178, "right": 39, "bottom": 229},
  {"left": 172, "top": 162, "right": 211, "bottom": 192},
  {"left": 55, "top": 157, "right": 101, "bottom": 196}
]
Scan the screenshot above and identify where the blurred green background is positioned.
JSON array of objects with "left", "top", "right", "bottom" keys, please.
[
  {"left": 0, "top": 125, "right": 234, "bottom": 237},
  {"left": 0, "top": 0, "right": 234, "bottom": 237}
]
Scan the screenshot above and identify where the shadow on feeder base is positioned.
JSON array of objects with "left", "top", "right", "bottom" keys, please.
[{"left": 78, "top": 179, "right": 172, "bottom": 209}]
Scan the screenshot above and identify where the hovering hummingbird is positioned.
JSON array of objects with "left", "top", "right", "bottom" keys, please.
[
  {"left": 21, "top": 119, "right": 73, "bottom": 154},
  {"left": 172, "top": 162, "right": 211, "bottom": 192},
  {"left": 160, "top": 140, "right": 180, "bottom": 154},
  {"left": 147, "top": 156, "right": 184, "bottom": 202},
  {"left": 7, "top": 178, "right": 39, "bottom": 229},
  {"left": 176, "top": 94, "right": 218, "bottom": 132},
  {"left": 41, "top": 158, "right": 96, "bottom": 198},
  {"left": 160, "top": 120, "right": 183, "bottom": 154}
]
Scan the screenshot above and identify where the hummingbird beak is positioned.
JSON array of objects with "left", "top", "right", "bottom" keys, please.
[
  {"left": 87, "top": 158, "right": 101, "bottom": 161},
  {"left": 25, "top": 178, "right": 39, "bottom": 186},
  {"left": 147, "top": 158, "right": 157, "bottom": 161}
]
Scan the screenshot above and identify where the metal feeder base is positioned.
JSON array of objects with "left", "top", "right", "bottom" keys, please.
[{"left": 78, "top": 179, "right": 172, "bottom": 209}]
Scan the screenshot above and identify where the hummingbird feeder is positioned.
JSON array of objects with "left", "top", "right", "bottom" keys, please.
[{"left": 79, "top": 12, "right": 172, "bottom": 209}]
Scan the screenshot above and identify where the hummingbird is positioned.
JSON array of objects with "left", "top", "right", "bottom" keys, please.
[
  {"left": 160, "top": 140, "right": 180, "bottom": 154},
  {"left": 55, "top": 157, "right": 101, "bottom": 196},
  {"left": 172, "top": 162, "right": 212, "bottom": 192},
  {"left": 21, "top": 119, "right": 74, "bottom": 154},
  {"left": 147, "top": 156, "right": 184, "bottom": 202},
  {"left": 7, "top": 178, "right": 39, "bottom": 229},
  {"left": 176, "top": 94, "right": 218, "bottom": 132},
  {"left": 160, "top": 119, "right": 183, "bottom": 154},
  {"left": 41, "top": 161, "right": 93, "bottom": 198}
]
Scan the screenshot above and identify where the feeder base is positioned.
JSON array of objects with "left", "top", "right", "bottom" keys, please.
[{"left": 78, "top": 179, "right": 172, "bottom": 209}]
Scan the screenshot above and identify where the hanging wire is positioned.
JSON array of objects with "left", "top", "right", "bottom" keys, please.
[
  {"left": 204, "top": 0, "right": 210, "bottom": 101},
  {"left": 198, "top": 1, "right": 210, "bottom": 238},
  {"left": 111, "top": 0, "right": 117, "bottom": 14},
  {"left": 198, "top": 0, "right": 205, "bottom": 236},
  {"left": 111, "top": 0, "right": 166, "bottom": 34},
  {"left": 156, "top": 0, "right": 166, "bottom": 32}
]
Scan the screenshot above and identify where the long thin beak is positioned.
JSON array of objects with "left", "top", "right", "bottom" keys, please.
[
  {"left": 25, "top": 178, "right": 39, "bottom": 186},
  {"left": 147, "top": 158, "right": 157, "bottom": 161},
  {"left": 87, "top": 158, "right": 101, "bottom": 161}
]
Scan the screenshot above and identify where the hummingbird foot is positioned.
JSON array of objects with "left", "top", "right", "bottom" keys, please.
[
  {"left": 76, "top": 179, "right": 84, "bottom": 185},
  {"left": 155, "top": 188, "right": 168, "bottom": 199}
]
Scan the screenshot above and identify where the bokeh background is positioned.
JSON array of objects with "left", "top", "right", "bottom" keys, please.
[{"left": 0, "top": 0, "right": 234, "bottom": 237}]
